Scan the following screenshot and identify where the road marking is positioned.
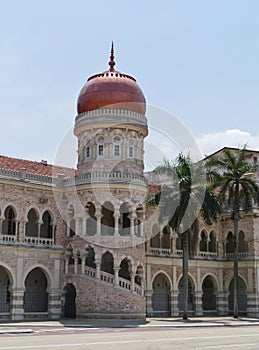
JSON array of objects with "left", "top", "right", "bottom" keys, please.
[
  {"left": 196, "top": 344, "right": 256, "bottom": 349},
  {"left": 0, "top": 333, "right": 259, "bottom": 349}
]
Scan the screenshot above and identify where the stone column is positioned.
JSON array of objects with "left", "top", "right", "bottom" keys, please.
[
  {"left": 66, "top": 221, "right": 70, "bottom": 237},
  {"left": 10, "top": 288, "right": 25, "bottom": 321},
  {"left": 114, "top": 212, "right": 120, "bottom": 237},
  {"left": 37, "top": 222, "right": 42, "bottom": 239},
  {"left": 130, "top": 216, "right": 136, "bottom": 237},
  {"left": 82, "top": 217, "right": 87, "bottom": 237},
  {"left": 247, "top": 293, "right": 259, "bottom": 317},
  {"left": 48, "top": 288, "right": 62, "bottom": 320},
  {"left": 52, "top": 225, "right": 56, "bottom": 243},
  {"left": 0, "top": 217, "right": 2, "bottom": 239},
  {"left": 96, "top": 262, "right": 101, "bottom": 279},
  {"left": 96, "top": 211, "right": 102, "bottom": 236},
  {"left": 217, "top": 291, "right": 228, "bottom": 315},
  {"left": 145, "top": 289, "right": 153, "bottom": 317},
  {"left": 140, "top": 218, "right": 144, "bottom": 237},
  {"left": 114, "top": 267, "right": 120, "bottom": 286},
  {"left": 81, "top": 256, "right": 86, "bottom": 274},
  {"left": 170, "top": 290, "right": 179, "bottom": 316},
  {"left": 74, "top": 257, "right": 78, "bottom": 274},
  {"left": 194, "top": 290, "right": 203, "bottom": 316},
  {"left": 75, "top": 218, "right": 80, "bottom": 236},
  {"left": 131, "top": 274, "right": 135, "bottom": 292},
  {"left": 18, "top": 221, "right": 25, "bottom": 242},
  {"left": 65, "top": 259, "right": 69, "bottom": 274}
]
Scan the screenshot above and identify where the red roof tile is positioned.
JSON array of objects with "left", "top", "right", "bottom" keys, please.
[{"left": 0, "top": 155, "right": 76, "bottom": 177}]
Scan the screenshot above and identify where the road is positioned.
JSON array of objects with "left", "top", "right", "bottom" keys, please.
[{"left": 0, "top": 326, "right": 259, "bottom": 350}]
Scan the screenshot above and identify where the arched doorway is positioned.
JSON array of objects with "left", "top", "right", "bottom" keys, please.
[
  {"left": 152, "top": 273, "right": 170, "bottom": 316},
  {"left": 0, "top": 267, "right": 11, "bottom": 312},
  {"left": 24, "top": 268, "right": 48, "bottom": 312},
  {"left": 228, "top": 277, "right": 247, "bottom": 315},
  {"left": 63, "top": 284, "right": 76, "bottom": 318},
  {"left": 202, "top": 276, "right": 217, "bottom": 314},
  {"left": 178, "top": 277, "right": 195, "bottom": 315}
]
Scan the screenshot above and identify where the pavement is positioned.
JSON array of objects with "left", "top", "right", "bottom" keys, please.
[{"left": 1, "top": 316, "right": 259, "bottom": 334}]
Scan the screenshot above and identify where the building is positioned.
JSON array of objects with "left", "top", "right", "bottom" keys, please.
[{"left": 1, "top": 45, "right": 259, "bottom": 320}]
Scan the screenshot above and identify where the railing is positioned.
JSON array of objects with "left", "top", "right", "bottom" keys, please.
[
  {"left": 66, "top": 264, "right": 143, "bottom": 296},
  {"left": 176, "top": 249, "right": 183, "bottom": 256},
  {"left": 100, "top": 270, "right": 114, "bottom": 284},
  {"left": 85, "top": 265, "right": 96, "bottom": 278},
  {"left": 63, "top": 171, "right": 146, "bottom": 186},
  {"left": 149, "top": 247, "right": 171, "bottom": 256},
  {"left": 24, "top": 236, "right": 54, "bottom": 246},
  {"left": 134, "top": 284, "right": 142, "bottom": 296},
  {"left": 119, "top": 277, "right": 131, "bottom": 290},
  {"left": 0, "top": 168, "right": 54, "bottom": 185},
  {"left": 0, "top": 234, "right": 17, "bottom": 243},
  {"left": 226, "top": 252, "right": 249, "bottom": 260},
  {"left": 199, "top": 251, "right": 217, "bottom": 259}
]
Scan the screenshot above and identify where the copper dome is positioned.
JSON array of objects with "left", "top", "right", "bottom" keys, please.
[{"left": 77, "top": 44, "right": 146, "bottom": 115}]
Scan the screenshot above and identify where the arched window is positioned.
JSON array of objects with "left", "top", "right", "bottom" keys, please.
[
  {"left": 128, "top": 140, "right": 134, "bottom": 158},
  {"left": 239, "top": 231, "right": 248, "bottom": 254},
  {"left": 176, "top": 232, "right": 183, "bottom": 250},
  {"left": 101, "top": 251, "right": 114, "bottom": 274},
  {"left": 161, "top": 226, "right": 170, "bottom": 249},
  {"left": 2, "top": 206, "right": 16, "bottom": 235},
  {"left": 97, "top": 136, "right": 104, "bottom": 157},
  {"left": 119, "top": 258, "right": 131, "bottom": 281},
  {"left": 40, "top": 211, "right": 52, "bottom": 238},
  {"left": 199, "top": 230, "right": 208, "bottom": 252},
  {"left": 85, "top": 202, "right": 97, "bottom": 236},
  {"left": 85, "top": 246, "right": 96, "bottom": 268},
  {"left": 209, "top": 231, "right": 217, "bottom": 253},
  {"left": 119, "top": 202, "right": 131, "bottom": 236},
  {"left": 226, "top": 232, "right": 234, "bottom": 254},
  {"left": 25, "top": 209, "right": 38, "bottom": 237},
  {"left": 113, "top": 136, "right": 121, "bottom": 157},
  {"left": 101, "top": 202, "right": 114, "bottom": 236}
]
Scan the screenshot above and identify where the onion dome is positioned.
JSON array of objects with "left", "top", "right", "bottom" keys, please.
[{"left": 77, "top": 43, "right": 146, "bottom": 115}]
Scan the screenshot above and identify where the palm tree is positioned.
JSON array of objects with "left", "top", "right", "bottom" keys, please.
[
  {"left": 206, "top": 146, "right": 259, "bottom": 318},
  {"left": 154, "top": 154, "right": 219, "bottom": 319}
]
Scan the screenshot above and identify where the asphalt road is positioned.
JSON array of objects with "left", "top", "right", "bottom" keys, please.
[{"left": 0, "top": 326, "right": 259, "bottom": 350}]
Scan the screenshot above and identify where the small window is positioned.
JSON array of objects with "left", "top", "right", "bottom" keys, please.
[
  {"left": 97, "top": 136, "right": 104, "bottom": 143},
  {"left": 114, "top": 144, "right": 120, "bottom": 156},
  {"left": 86, "top": 146, "right": 90, "bottom": 158},
  {"left": 253, "top": 156, "right": 257, "bottom": 164},
  {"left": 99, "top": 144, "right": 104, "bottom": 156},
  {"left": 113, "top": 136, "right": 121, "bottom": 144},
  {"left": 129, "top": 146, "right": 134, "bottom": 158}
]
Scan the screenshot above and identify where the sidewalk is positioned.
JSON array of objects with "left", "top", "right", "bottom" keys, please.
[{"left": 1, "top": 317, "right": 259, "bottom": 334}]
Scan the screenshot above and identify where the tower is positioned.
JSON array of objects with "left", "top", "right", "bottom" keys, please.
[{"left": 63, "top": 44, "right": 148, "bottom": 318}]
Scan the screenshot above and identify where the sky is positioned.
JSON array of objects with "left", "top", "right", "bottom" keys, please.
[{"left": 0, "top": 0, "right": 259, "bottom": 170}]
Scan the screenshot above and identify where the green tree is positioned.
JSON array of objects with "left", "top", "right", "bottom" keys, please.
[
  {"left": 154, "top": 154, "right": 219, "bottom": 319},
  {"left": 206, "top": 146, "right": 259, "bottom": 318}
]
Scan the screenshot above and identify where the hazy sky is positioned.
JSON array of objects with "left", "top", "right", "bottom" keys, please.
[{"left": 1, "top": 0, "right": 259, "bottom": 169}]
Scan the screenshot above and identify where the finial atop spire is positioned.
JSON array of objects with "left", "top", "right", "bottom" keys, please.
[{"left": 109, "top": 41, "right": 116, "bottom": 71}]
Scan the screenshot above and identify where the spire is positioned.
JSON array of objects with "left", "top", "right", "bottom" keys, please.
[{"left": 109, "top": 41, "right": 116, "bottom": 71}]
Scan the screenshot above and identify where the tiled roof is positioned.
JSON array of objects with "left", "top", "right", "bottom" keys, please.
[{"left": 0, "top": 155, "right": 76, "bottom": 177}]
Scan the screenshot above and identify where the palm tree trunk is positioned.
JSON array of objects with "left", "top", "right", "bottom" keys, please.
[
  {"left": 233, "top": 210, "right": 239, "bottom": 319},
  {"left": 182, "top": 230, "right": 189, "bottom": 320}
]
